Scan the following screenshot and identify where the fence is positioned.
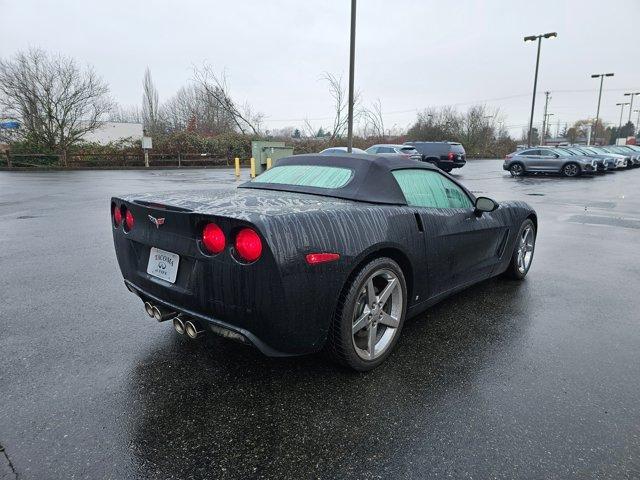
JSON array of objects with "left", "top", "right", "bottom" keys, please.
[{"left": 0, "top": 152, "right": 243, "bottom": 169}]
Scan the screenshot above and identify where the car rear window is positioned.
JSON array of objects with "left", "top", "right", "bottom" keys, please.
[
  {"left": 400, "top": 147, "right": 419, "bottom": 154},
  {"left": 251, "top": 165, "right": 353, "bottom": 189},
  {"left": 450, "top": 143, "right": 465, "bottom": 154}
]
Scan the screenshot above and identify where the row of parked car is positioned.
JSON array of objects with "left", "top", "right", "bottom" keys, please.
[
  {"left": 320, "top": 141, "right": 467, "bottom": 173},
  {"left": 503, "top": 144, "right": 640, "bottom": 177}
]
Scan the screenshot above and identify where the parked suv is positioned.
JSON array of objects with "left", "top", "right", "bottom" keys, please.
[{"left": 404, "top": 141, "right": 466, "bottom": 172}]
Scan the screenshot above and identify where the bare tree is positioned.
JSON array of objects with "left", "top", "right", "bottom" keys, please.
[
  {"left": 321, "top": 72, "right": 360, "bottom": 140},
  {"left": 163, "top": 84, "right": 236, "bottom": 134},
  {"left": 142, "top": 67, "right": 162, "bottom": 134},
  {"left": 0, "top": 49, "right": 112, "bottom": 161},
  {"left": 193, "top": 65, "right": 262, "bottom": 135},
  {"left": 109, "top": 104, "right": 141, "bottom": 123},
  {"left": 302, "top": 118, "right": 318, "bottom": 138},
  {"left": 360, "top": 98, "right": 385, "bottom": 140}
]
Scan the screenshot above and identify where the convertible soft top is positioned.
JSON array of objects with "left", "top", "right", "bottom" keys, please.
[{"left": 239, "top": 153, "right": 442, "bottom": 205}]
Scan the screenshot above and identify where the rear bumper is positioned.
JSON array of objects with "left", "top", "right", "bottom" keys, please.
[
  {"left": 437, "top": 159, "right": 466, "bottom": 169},
  {"left": 125, "top": 279, "right": 297, "bottom": 357}
]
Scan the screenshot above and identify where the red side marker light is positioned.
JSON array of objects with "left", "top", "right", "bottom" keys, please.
[
  {"left": 202, "top": 223, "right": 226, "bottom": 254},
  {"left": 306, "top": 253, "right": 340, "bottom": 265},
  {"left": 235, "top": 228, "right": 262, "bottom": 262}
]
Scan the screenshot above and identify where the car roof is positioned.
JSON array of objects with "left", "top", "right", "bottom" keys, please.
[
  {"left": 405, "top": 141, "right": 461, "bottom": 145},
  {"left": 369, "top": 144, "right": 412, "bottom": 148},
  {"left": 239, "top": 153, "right": 448, "bottom": 205},
  {"left": 320, "top": 147, "right": 368, "bottom": 155}
]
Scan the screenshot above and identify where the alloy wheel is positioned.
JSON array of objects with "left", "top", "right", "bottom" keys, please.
[
  {"left": 351, "top": 269, "right": 403, "bottom": 361},
  {"left": 510, "top": 164, "right": 524, "bottom": 177},
  {"left": 516, "top": 225, "right": 535, "bottom": 274},
  {"left": 564, "top": 163, "right": 579, "bottom": 177}
]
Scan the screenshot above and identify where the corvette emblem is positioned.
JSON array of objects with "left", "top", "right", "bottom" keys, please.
[{"left": 148, "top": 215, "right": 166, "bottom": 228}]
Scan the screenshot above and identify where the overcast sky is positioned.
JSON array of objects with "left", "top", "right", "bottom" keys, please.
[{"left": 2, "top": 0, "right": 639, "bottom": 137}]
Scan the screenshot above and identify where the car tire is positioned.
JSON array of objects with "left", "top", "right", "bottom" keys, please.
[
  {"left": 327, "top": 257, "right": 407, "bottom": 371},
  {"left": 509, "top": 162, "right": 525, "bottom": 177},
  {"left": 442, "top": 167, "right": 453, "bottom": 173},
  {"left": 562, "top": 162, "right": 580, "bottom": 177},
  {"left": 503, "top": 219, "right": 536, "bottom": 280}
]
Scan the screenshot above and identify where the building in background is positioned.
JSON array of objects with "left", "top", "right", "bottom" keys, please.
[{"left": 81, "top": 122, "right": 143, "bottom": 145}]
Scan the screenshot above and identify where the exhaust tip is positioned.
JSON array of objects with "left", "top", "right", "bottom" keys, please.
[
  {"left": 173, "top": 317, "right": 185, "bottom": 335},
  {"left": 144, "top": 302, "right": 154, "bottom": 317},
  {"left": 152, "top": 306, "right": 163, "bottom": 322},
  {"left": 185, "top": 320, "right": 204, "bottom": 339}
]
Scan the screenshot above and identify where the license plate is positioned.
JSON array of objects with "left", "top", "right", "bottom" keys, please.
[{"left": 147, "top": 247, "right": 180, "bottom": 284}]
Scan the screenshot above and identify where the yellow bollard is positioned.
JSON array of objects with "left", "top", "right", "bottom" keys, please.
[
  {"left": 266, "top": 157, "right": 272, "bottom": 170},
  {"left": 234, "top": 157, "right": 240, "bottom": 177},
  {"left": 250, "top": 157, "right": 256, "bottom": 178}
]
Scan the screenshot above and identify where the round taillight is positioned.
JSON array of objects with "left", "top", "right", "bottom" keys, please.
[
  {"left": 202, "top": 223, "right": 226, "bottom": 254},
  {"left": 113, "top": 206, "right": 122, "bottom": 227},
  {"left": 235, "top": 228, "right": 262, "bottom": 263},
  {"left": 124, "top": 209, "right": 135, "bottom": 231}
]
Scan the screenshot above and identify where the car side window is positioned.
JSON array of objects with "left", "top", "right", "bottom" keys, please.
[
  {"left": 392, "top": 169, "right": 473, "bottom": 209},
  {"left": 367, "top": 147, "right": 379, "bottom": 154},
  {"left": 520, "top": 149, "right": 540, "bottom": 156},
  {"left": 378, "top": 147, "right": 394, "bottom": 153},
  {"left": 539, "top": 149, "right": 557, "bottom": 156}
]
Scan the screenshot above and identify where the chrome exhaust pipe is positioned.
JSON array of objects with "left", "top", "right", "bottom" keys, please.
[
  {"left": 185, "top": 320, "right": 205, "bottom": 339},
  {"left": 151, "top": 305, "right": 177, "bottom": 322},
  {"left": 173, "top": 317, "right": 185, "bottom": 335},
  {"left": 144, "top": 301, "right": 155, "bottom": 318}
]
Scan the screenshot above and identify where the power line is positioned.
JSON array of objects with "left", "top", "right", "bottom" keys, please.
[{"left": 264, "top": 88, "right": 638, "bottom": 124}]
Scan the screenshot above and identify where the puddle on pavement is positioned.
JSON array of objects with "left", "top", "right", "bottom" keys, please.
[{"left": 567, "top": 214, "right": 640, "bottom": 230}]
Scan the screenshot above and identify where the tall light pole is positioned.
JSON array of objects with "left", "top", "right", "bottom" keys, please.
[
  {"left": 524, "top": 32, "right": 557, "bottom": 147},
  {"left": 346, "top": 0, "right": 357, "bottom": 153},
  {"left": 616, "top": 102, "right": 630, "bottom": 131},
  {"left": 590, "top": 73, "right": 614, "bottom": 145},
  {"left": 623, "top": 92, "right": 640, "bottom": 123}
]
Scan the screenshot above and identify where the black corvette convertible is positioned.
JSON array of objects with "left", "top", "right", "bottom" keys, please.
[{"left": 111, "top": 154, "right": 537, "bottom": 370}]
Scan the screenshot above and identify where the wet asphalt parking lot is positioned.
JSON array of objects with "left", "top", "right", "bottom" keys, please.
[{"left": 1, "top": 160, "right": 639, "bottom": 479}]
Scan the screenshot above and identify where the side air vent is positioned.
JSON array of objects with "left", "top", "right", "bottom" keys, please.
[
  {"left": 496, "top": 229, "right": 510, "bottom": 258},
  {"left": 414, "top": 213, "right": 424, "bottom": 232}
]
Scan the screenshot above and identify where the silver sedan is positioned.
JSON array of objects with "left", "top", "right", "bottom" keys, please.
[{"left": 503, "top": 147, "right": 597, "bottom": 177}]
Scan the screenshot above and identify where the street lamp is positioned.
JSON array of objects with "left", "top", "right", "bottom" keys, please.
[
  {"left": 616, "top": 102, "right": 630, "bottom": 131},
  {"left": 346, "top": 0, "right": 357, "bottom": 153},
  {"left": 623, "top": 92, "right": 640, "bottom": 123},
  {"left": 590, "top": 73, "right": 614, "bottom": 145},
  {"left": 524, "top": 32, "right": 558, "bottom": 147}
]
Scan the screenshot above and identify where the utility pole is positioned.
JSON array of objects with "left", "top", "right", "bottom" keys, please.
[
  {"left": 590, "top": 73, "right": 614, "bottom": 146},
  {"left": 524, "top": 32, "right": 557, "bottom": 147},
  {"left": 540, "top": 91, "right": 551, "bottom": 145},
  {"left": 346, "top": 0, "right": 357, "bottom": 153},
  {"left": 544, "top": 113, "right": 554, "bottom": 142},
  {"left": 617, "top": 102, "right": 630, "bottom": 131},
  {"left": 623, "top": 92, "right": 640, "bottom": 123}
]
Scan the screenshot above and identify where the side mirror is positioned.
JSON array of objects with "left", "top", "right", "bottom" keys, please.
[
  {"left": 475, "top": 196, "right": 499, "bottom": 214},
  {"left": 553, "top": 153, "right": 560, "bottom": 158}
]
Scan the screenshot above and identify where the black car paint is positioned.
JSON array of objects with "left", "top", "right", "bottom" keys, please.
[
  {"left": 111, "top": 158, "right": 535, "bottom": 357},
  {"left": 405, "top": 141, "right": 467, "bottom": 171}
]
